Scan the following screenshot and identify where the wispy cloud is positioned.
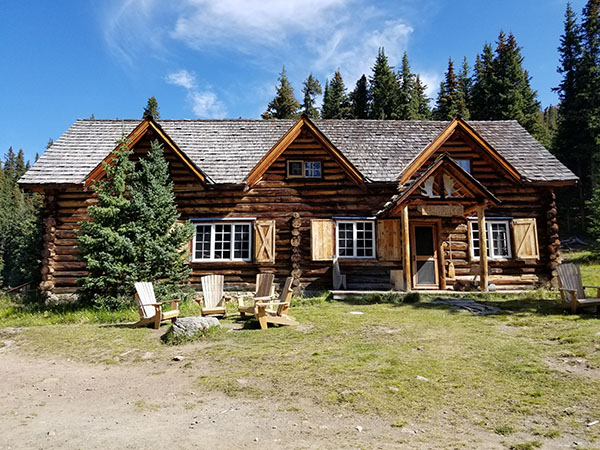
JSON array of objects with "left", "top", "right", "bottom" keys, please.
[
  {"left": 166, "top": 69, "right": 226, "bottom": 118},
  {"left": 165, "top": 70, "right": 197, "bottom": 90}
]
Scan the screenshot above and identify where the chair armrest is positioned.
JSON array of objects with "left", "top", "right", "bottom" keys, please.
[
  {"left": 255, "top": 295, "right": 275, "bottom": 301},
  {"left": 256, "top": 301, "right": 289, "bottom": 307},
  {"left": 583, "top": 286, "right": 600, "bottom": 290},
  {"left": 558, "top": 288, "right": 576, "bottom": 293}
]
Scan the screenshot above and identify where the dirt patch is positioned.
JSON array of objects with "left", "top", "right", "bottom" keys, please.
[{"left": 545, "top": 356, "right": 600, "bottom": 380}]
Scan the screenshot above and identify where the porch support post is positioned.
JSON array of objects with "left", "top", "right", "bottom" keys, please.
[
  {"left": 476, "top": 205, "right": 488, "bottom": 292},
  {"left": 401, "top": 205, "right": 411, "bottom": 291}
]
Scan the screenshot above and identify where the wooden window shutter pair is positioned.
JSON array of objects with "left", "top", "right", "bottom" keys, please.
[
  {"left": 376, "top": 219, "right": 402, "bottom": 261},
  {"left": 310, "top": 218, "right": 402, "bottom": 261},
  {"left": 511, "top": 218, "right": 539, "bottom": 260},
  {"left": 254, "top": 220, "right": 276, "bottom": 263}
]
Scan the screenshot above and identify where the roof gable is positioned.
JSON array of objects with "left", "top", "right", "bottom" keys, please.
[
  {"left": 245, "top": 115, "right": 365, "bottom": 187},
  {"left": 397, "top": 118, "right": 521, "bottom": 185},
  {"left": 83, "top": 119, "right": 208, "bottom": 189},
  {"left": 382, "top": 153, "right": 499, "bottom": 216}
]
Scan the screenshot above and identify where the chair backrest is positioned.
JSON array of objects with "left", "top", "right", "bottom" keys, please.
[
  {"left": 277, "top": 277, "right": 294, "bottom": 316},
  {"left": 201, "top": 274, "right": 224, "bottom": 308},
  {"left": 256, "top": 273, "right": 275, "bottom": 298},
  {"left": 557, "top": 263, "right": 585, "bottom": 299},
  {"left": 333, "top": 256, "right": 344, "bottom": 289},
  {"left": 134, "top": 282, "right": 157, "bottom": 319}
]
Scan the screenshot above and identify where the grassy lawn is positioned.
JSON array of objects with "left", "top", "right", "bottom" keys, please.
[{"left": 1, "top": 257, "right": 599, "bottom": 447}]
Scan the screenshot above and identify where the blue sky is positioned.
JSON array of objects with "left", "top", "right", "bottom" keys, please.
[{"left": 1, "top": 0, "right": 586, "bottom": 163}]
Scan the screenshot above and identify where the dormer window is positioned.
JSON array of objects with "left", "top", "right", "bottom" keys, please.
[
  {"left": 287, "top": 160, "right": 322, "bottom": 179},
  {"left": 455, "top": 159, "right": 471, "bottom": 174}
]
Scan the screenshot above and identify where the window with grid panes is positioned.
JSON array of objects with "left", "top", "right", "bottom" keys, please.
[
  {"left": 470, "top": 220, "right": 511, "bottom": 259},
  {"left": 192, "top": 223, "right": 252, "bottom": 261},
  {"left": 336, "top": 221, "right": 375, "bottom": 258}
]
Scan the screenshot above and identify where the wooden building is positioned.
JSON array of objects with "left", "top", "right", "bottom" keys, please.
[{"left": 19, "top": 116, "right": 577, "bottom": 295}]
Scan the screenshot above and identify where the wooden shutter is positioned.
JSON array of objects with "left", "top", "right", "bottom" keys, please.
[
  {"left": 377, "top": 219, "right": 402, "bottom": 261},
  {"left": 254, "top": 220, "right": 276, "bottom": 263},
  {"left": 512, "top": 218, "right": 539, "bottom": 260},
  {"left": 311, "top": 219, "right": 334, "bottom": 261}
]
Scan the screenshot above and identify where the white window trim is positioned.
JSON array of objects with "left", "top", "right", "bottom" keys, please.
[
  {"left": 191, "top": 222, "right": 253, "bottom": 262},
  {"left": 469, "top": 219, "right": 512, "bottom": 260},
  {"left": 336, "top": 220, "right": 376, "bottom": 259},
  {"left": 286, "top": 160, "right": 322, "bottom": 179}
]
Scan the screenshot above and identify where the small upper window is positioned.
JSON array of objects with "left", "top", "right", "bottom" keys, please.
[
  {"left": 287, "top": 160, "right": 322, "bottom": 179},
  {"left": 455, "top": 159, "right": 471, "bottom": 174}
]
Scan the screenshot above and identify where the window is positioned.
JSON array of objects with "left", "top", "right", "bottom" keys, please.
[
  {"left": 455, "top": 159, "right": 471, "bottom": 174},
  {"left": 470, "top": 220, "right": 511, "bottom": 259},
  {"left": 286, "top": 160, "right": 322, "bottom": 178},
  {"left": 192, "top": 222, "right": 252, "bottom": 261},
  {"left": 336, "top": 221, "right": 375, "bottom": 258}
]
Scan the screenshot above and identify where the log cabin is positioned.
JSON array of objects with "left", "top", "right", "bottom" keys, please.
[{"left": 18, "top": 115, "right": 577, "bottom": 296}]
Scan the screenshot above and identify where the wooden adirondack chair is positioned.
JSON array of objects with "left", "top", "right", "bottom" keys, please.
[
  {"left": 557, "top": 263, "right": 600, "bottom": 313},
  {"left": 238, "top": 273, "right": 275, "bottom": 319},
  {"left": 251, "top": 277, "right": 298, "bottom": 330},
  {"left": 134, "top": 282, "right": 180, "bottom": 329},
  {"left": 197, "top": 274, "right": 227, "bottom": 316},
  {"left": 333, "top": 256, "right": 347, "bottom": 290}
]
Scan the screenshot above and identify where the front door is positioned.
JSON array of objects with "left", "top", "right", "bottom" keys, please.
[{"left": 411, "top": 223, "right": 439, "bottom": 288}]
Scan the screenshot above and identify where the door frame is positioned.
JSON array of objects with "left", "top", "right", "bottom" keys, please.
[{"left": 410, "top": 220, "right": 441, "bottom": 289}]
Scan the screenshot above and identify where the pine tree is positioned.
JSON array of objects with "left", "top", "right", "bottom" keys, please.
[
  {"left": 413, "top": 75, "right": 432, "bottom": 119},
  {"left": 321, "top": 71, "right": 351, "bottom": 119},
  {"left": 129, "top": 140, "right": 193, "bottom": 295},
  {"left": 262, "top": 66, "right": 300, "bottom": 119},
  {"left": 350, "top": 75, "right": 370, "bottom": 119},
  {"left": 397, "top": 52, "right": 417, "bottom": 119},
  {"left": 434, "top": 58, "right": 465, "bottom": 120},
  {"left": 301, "top": 74, "right": 322, "bottom": 119},
  {"left": 77, "top": 138, "right": 139, "bottom": 306},
  {"left": 457, "top": 57, "right": 472, "bottom": 119},
  {"left": 471, "top": 43, "right": 496, "bottom": 119},
  {"left": 369, "top": 48, "right": 399, "bottom": 119},
  {"left": 143, "top": 96, "right": 160, "bottom": 119}
]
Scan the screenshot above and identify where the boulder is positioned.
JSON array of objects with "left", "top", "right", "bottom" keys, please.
[{"left": 172, "top": 316, "right": 220, "bottom": 338}]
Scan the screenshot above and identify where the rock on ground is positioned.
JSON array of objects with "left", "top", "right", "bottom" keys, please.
[{"left": 172, "top": 316, "right": 220, "bottom": 338}]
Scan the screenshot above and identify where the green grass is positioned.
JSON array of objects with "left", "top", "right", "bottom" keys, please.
[{"left": 1, "top": 270, "right": 599, "bottom": 443}]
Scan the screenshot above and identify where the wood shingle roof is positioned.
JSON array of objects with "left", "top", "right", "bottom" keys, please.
[{"left": 19, "top": 118, "right": 577, "bottom": 186}]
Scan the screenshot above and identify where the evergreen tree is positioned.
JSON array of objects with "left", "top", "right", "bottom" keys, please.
[
  {"left": 397, "top": 52, "right": 417, "bottom": 119},
  {"left": 577, "top": 0, "right": 600, "bottom": 189},
  {"left": 301, "top": 73, "right": 322, "bottom": 119},
  {"left": 77, "top": 138, "right": 139, "bottom": 306},
  {"left": 143, "top": 96, "right": 160, "bottom": 119},
  {"left": 413, "top": 75, "right": 432, "bottom": 119},
  {"left": 457, "top": 57, "right": 472, "bottom": 119},
  {"left": 471, "top": 43, "right": 496, "bottom": 119},
  {"left": 262, "top": 66, "right": 300, "bottom": 119},
  {"left": 129, "top": 140, "right": 193, "bottom": 293},
  {"left": 434, "top": 58, "right": 466, "bottom": 119},
  {"left": 369, "top": 48, "right": 399, "bottom": 119},
  {"left": 350, "top": 75, "right": 370, "bottom": 119},
  {"left": 321, "top": 71, "right": 351, "bottom": 119}
]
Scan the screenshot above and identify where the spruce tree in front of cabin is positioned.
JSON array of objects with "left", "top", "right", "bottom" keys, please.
[
  {"left": 143, "top": 96, "right": 160, "bottom": 119},
  {"left": 301, "top": 74, "right": 322, "bottom": 119},
  {"left": 369, "top": 48, "right": 399, "bottom": 119},
  {"left": 262, "top": 66, "right": 300, "bottom": 119},
  {"left": 129, "top": 140, "right": 193, "bottom": 297},
  {"left": 350, "top": 75, "right": 370, "bottom": 119},
  {"left": 77, "top": 138, "right": 139, "bottom": 307},
  {"left": 321, "top": 71, "right": 351, "bottom": 119}
]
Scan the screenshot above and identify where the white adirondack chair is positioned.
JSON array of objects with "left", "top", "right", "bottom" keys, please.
[
  {"left": 134, "top": 282, "right": 180, "bottom": 329},
  {"left": 198, "top": 274, "right": 226, "bottom": 316},
  {"left": 557, "top": 263, "right": 600, "bottom": 313},
  {"left": 333, "top": 256, "right": 347, "bottom": 290}
]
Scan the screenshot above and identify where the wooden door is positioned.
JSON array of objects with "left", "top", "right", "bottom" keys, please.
[{"left": 410, "top": 223, "right": 439, "bottom": 288}]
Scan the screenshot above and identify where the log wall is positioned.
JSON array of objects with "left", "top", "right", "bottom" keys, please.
[{"left": 38, "top": 128, "right": 562, "bottom": 294}]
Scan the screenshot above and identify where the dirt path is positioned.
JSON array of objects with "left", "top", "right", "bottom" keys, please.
[{"left": 0, "top": 345, "right": 588, "bottom": 449}]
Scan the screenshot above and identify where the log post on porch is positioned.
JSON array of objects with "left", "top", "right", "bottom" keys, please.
[
  {"left": 476, "top": 205, "right": 488, "bottom": 292},
  {"left": 401, "top": 205, "right": 411, "bottom": 291}
]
